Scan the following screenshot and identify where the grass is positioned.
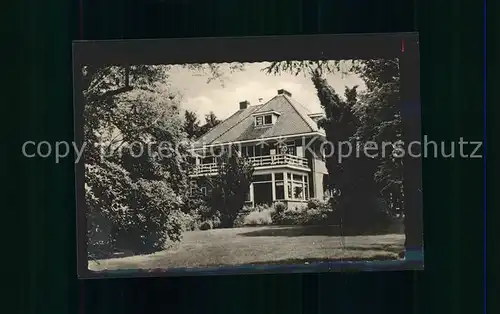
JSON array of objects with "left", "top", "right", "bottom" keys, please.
[{"left": 88, "top": 225, "right": 404, "bottom": 271}]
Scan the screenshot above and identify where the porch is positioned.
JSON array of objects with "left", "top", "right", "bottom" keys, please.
[
  {"left": 190, "top": 154, "right": 310, "bottom": 177},
  {"left": 245, "top": 170, "right": 311, "bottom": 208}
]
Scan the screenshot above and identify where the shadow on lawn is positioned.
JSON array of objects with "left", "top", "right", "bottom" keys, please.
[{"left": 238, "top": 225, "right": 396, "bottom": 237}]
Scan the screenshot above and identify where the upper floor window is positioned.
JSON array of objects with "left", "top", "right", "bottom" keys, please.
[
  {"left": 253, "top": 111, "right": 280, "bottom": 127},
  {"left": 264, "top": 115, "right": 272, "bottom": 124},
  {"left": 255, "top": 114, "right": 273, "bottom": 126}
]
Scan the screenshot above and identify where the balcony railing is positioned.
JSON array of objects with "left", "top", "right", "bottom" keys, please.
[{"left": 190, "top": 154, "right": 309, "bottom": 176}]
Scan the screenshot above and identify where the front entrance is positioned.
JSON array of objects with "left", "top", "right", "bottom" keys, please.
[{"left": 253, "top": 182, "right": 273, "bottom": 206}]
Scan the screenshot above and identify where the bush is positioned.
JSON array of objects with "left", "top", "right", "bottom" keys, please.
[
  {"left": 254, "top": 203, "right": 272, "bottom": 212},
  {"left": 273, "top": 209, "right": 302, "bottom": 225},
  {"left": 169, "top": 210, "right": 197, "bottom": 232},
  {"left": 198, "top": 215, "right": 221, "bottom": 231},
  {"left": 207, "top": 149, "right": 254, "bottom": 228},
  {"left": 307, "top": 199, "right": 322, "bottom": 210},
  {"left": 272, "top": 200, "right": 333, "bottom": 226},
  {"left": 242, "top": 208, "right": 273, "bottom": 226},
  {"left": 273, "top": 202, "right": 287, "bottom": 212},
  {"left": 86, "top": 168, "right": 186, "bottom": 256},
  {"left": 199, "top": 220, "right": 213, "bottom": 230},
  {"left": 270, "top": 202, "right": 286, "bottom": 223},
  {"left": 234, "top": 205, "right": 274, "bottom": 227},
  {"left": 233, "top": 206, "right": 251, "bottom": 227}
]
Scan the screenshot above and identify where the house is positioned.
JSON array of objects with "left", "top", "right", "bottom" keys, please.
[{"left": 189, "top": 89, "right": 329, "bottom": 208}]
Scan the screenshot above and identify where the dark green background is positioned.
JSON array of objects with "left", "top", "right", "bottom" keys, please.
[{"left": 15, "top": 0, "right": 489, "bottom": 313}]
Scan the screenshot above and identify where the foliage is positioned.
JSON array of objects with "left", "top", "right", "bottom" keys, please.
[
  {"left": 183, "top": 110, "right": 201, "bottom": 140},
  {"left": 271, "top": 203, "right": 333, "bottom": 226},
  {"left": 241, "top": 209, "right": 274, "bottom": 226},
  {"left": 312, "top": 71, "right": 384, "bottom": 231},
  {"left": 273, "top": 201, "right": 287, "bottom": 213},
  {"left": 199, "top": 221, "right": 213, "bottom": 231},
  {"left": 83, "top": 65, "right": 191, "bottom": 257},
  {"left": 233, "top": 205, "right": 253, "bottom": 227},
  {"left": 306, "top": 199, "right": 323, "bottom": 210},
  {"left": 206, "top": 146, "right": 255, "bottom": 228},
  {"left": 199, "top": 216, "right": 221, "bottom": 231},
  {"left": 168, "top": 210, "right": 197, "bottom": 232},
  {"left": 183, "top": 110, "right": 222, "bottom": 140},
  {"left": 353, "top": 59, "right": 404, "bottom": 216},
  {"left": 263, "top": 59, "right": 408, "bottom": 238}
]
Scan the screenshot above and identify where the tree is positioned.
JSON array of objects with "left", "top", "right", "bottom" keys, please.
[
  {"left": 204, "top": 111, "right": 220, "bottom": 127},
  {"left": 83, "top": 65, "right": 190, "bottom": 257},
  {"left": 184, "top": 110, "right": 201, "bottom": 140},
  {"left": 265, "top": 59, "right": 422, "bottom": 253},
  {"left": 353, "top": 59, "right": 404, "bottom": 216},
  {"left": 198, "top": 111, "right": 221, "bottom": 136},
  {"left": 312, "top": 71, "right": 387, "bottom": 232},
  {"left": 206, "top": 146, "right": 254, "bottom": 228},
  {"left": 183, "top": 110, "right": 222, "bottom": 140}
]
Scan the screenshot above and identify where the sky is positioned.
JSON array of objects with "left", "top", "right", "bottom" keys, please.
[{"left": 167, "top": 62, "right": 366, "bottom": 121}]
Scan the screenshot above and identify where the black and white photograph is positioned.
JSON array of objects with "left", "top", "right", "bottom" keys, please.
[{"left": 74, "top": 34, "right": 423, "bottom": 278}]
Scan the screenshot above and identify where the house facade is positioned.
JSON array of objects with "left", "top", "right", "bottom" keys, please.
[{"left": 189, "top": 89, "right": 329, "bottom": 208}]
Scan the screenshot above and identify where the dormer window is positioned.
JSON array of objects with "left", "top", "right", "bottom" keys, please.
[{"left": 253, "top": 110, "right": 281, "bottom": 127}]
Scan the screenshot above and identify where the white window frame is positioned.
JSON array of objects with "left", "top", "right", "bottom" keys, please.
[
  {"left": 264, "top": 114, "right": 273, "bottom": 125},
  {"left": 255, "top": 114, "right": 274, "bottom": 126}
]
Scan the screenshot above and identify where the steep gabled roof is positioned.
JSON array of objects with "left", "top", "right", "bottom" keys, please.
[{"left": 193, "top": 93, "right": 324, "bottom": 148}]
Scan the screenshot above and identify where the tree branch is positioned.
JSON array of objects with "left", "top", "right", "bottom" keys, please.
[{"left": 87, "top": 86, "right": 134, "bottom": 103}]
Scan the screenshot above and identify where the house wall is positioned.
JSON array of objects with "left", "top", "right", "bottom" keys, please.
[
  {"left": 190, "top": 136, "right": 329, "bottom": 204},
  {"left": 304, "top": 138, "right": 329, "bottom": 200}
]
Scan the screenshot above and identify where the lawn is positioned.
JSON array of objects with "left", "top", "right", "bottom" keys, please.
[{"left": 88, "top": 225, "right": 405, "bottom": 271}]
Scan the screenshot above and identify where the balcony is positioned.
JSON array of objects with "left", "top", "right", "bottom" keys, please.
[{"left": 190, "top": 154, "right": 309, "bottom": 177}]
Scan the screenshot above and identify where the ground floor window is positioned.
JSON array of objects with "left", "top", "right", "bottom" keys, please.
[
  {"left": 253, "top": 182, "right": 273, "bottom": 205},
  {"left": 248, "top": 171, "right": 310, "bottom": 202},
  {"left": 286, "top": 172, "right": 309, "bottom": 201},
  {"left": 275, "top": 180, "right": 285, "bottom": 200},
  {"left": 294, "top": 185, "right": 304, "bottom": 199},
  {"left": 253, "top": 174, "right": 272, "bottom": 182}
]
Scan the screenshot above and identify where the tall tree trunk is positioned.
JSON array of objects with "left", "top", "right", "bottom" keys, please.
[{"left": 399, "top": 39, "right": 424, "bottom": 258}]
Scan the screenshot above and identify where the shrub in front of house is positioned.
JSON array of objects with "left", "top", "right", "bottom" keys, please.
[
  {"left": 169, "top": 210, "right": 197, "bottom": 232},
  {"left": 233, "top": 205, "right": 252, "bottom": 227},
  {"left": 242, "top": 208, "right": 273, "bottom": 226},
  {"left": 272, "top": 209, "right": 302, "bottom": 225},
  {"left": 233, "top": 204, "right": 274, "bottom": 227},
  {"left": 273, "top": 201, "right": 287, "bottom": 212},
  {"left": 199, "top": 220, "right": 213, "bottom": 230},
  {"left": 269, "top": 201, "right": 286, "bottom": 223},
  {"left": 306, "top": 199, "right": 323, "bottom": 210},
  {"left": 272, "top": 200, "right": 333, "bottom": 225},
  {"left": 198, "top": 215, "right": 221, "bottom": 230}
]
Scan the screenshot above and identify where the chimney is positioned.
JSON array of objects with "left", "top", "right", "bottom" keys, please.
[
  {"left": 239, "top": 100, "right": 250, "bottom": 110},
  {"left": 277, "top": 89, "right": 292, "bottom": 97}
]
